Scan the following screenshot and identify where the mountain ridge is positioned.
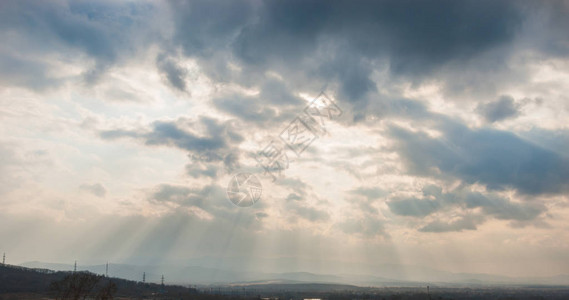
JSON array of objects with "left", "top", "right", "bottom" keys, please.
[{"left": 20, "top": 261, "right": 569, "bottom": 286}]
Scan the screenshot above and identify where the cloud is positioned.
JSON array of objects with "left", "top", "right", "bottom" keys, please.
[
  {"left": 154, "top": 0, "right": 539, "bottom": 113},
  {"left": 464, "top": 192, "right": 545, "bottom": 222},
  {"left": 99, "top": 117, "right": 247, "bottom": 180},
  {"left": 476, "top": 95, "right": 521, "bottom": 123},
  {"left": 286, "top": 193, "right": 303, "bottom": 201},
  {"left": 151, "top": 184, "right": 196, "bottom": 206},
  {"left": 348, "top": 187, "right": 387, "bottom": 201},
  {"left": 1, "top": 0, "right": 566, "bottom": 105},
  {"left": 230, "top": 0, "right": 524, "bottom": 101},
  {"left": 185, "top": 163, "right": 219, "bottom": 179},
  {"left": 388, "top": 119, "right": 569, "bottom": 196},
  {"left": 0, "top": 0, "right": 157, "bottom": 87},
  {"left": 212, "top": 94, "right": 278, "bottom": 125},
  {"left": 0, "top": 52, "right": 62, "bottom": 91},
  {"left": 520, "top": 128, "right": 569, "bottom": 158},
  {"left": 156, "top": 53, "right": 189, "bottom": 92},
  {"left": 168, "top": 0, "right": 254, "bottom": 58},
  {"left": 79, "top": 183, "right": 107, "bottom": 198},
  {"left": 387, "top": 197, "right": 441, "bottom": 218},
  {"left": 100, "top": 116, "right": 243, "bottom": 167},
  {"left": 212, "top": 80, "right": 303, "bottom": 128},
  {"left": 3, "top": 0, "right": 569, "bottom": 275},
  {"left": 419, "top": 214, "right": 485, "bottom": 233},
  {"left": 149, "top": 183, "right": 268, "bottom": 231},
  {"left": 276, "top": 177, "right": 330, "bottom": 223},
  {"left": 143, "top": 120, "right": 228, "bottom": 152},
  {"left": 387, "top": 185, "right": 547, "bottom": 231},
  {"left": 344, "top": 187, "right": 388, "bottom": 214},
  {"left": 336, "top": 215, "right": 387, "bottom": 238},
  {"left": 290, "top": 205, "right": 330, "bottom": 222}
]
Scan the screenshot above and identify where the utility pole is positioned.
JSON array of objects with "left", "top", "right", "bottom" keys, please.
[{"left": 105, "top": 262, "right": 108, "bottom": 277}]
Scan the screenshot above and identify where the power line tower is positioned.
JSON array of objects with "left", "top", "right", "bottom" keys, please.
[
  {"left": 73, "top": 261, "right": 77, "bottom": 273},
  {"left": 161, "top": 275, "right": 164, "bottom": 286},
  {"left": 142, "top": 272, "right": 146, "bottom": 283},
  {"left": 2, "top": 253, "right": 5, "bottom": 265},
  {"left": 105, "top": 262, "right": 109, "bottom": 277}
]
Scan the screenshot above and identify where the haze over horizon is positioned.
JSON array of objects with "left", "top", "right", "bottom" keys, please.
[{"left": 2, "top": 0, "right": 569, "bottom": 282}]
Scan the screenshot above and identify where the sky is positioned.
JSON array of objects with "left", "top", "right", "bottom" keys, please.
[{"left": 1, "top": 0, "right": 569, "bottom": 279}]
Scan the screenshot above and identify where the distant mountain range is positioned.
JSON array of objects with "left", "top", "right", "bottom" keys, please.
[{"left": 20, "top": 261, "right": 569, "bottom": 287}]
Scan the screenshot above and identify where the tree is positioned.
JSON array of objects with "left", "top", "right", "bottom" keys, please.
[
  {"left": 50, "top": 272, "right": 116, "bottom": 300},
  {"left": 95, "top": 280, "right": 117, "bottom": 300}
]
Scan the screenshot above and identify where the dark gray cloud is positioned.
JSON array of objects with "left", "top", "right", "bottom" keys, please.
[
  {"left": 79, "top": 183, "right": 107, "bottom": 198},
  {"left": 163, "top": 0, "right": 569, "bottom": 117},
  {"left": 388, "top": 119, "right": 569, "bottom": 196},
  {"left": 520, "top": 128, "right": 569, "bottom": 159},
  {"left": 388, "top": 198, "right": 441, "bottom": 218},
  {"left": 156, "top": 54, "right": 189, "bottom": 92},
  {"left": 100, "top": 117, "right": 242, "bottom": 154},
  {"left": 520, "top": 0, "right": 569, "bottom": 58},
  {"left": 158, "top": 0, "right": 544, "bottom": 111},
  {"left": 419, "top": 214, "right": 485, "bottom": 233},
  {"left": 168, "top": 0, "right": 254, "bottom": 58},
  {"left": 184, "top": 149, "right": 240, "bottom": 178},
  {"left": 2, "top": 0, "right": 567, "bottom": 106},
  {"left": 464, "top": 192, "right": 545, "bottom": 222},
  {"left": 387, "top": 185, "right": 547, "bottom": 231},
  {"left": 286, "top": 193, "right": 303, "bottom": 201},
  {"left": 476, "top": 95, "right": 521, "bottom": 123},
  {"left": 229, "top": 0, "right": 524, "bottom": 101},
  {"left": 145, "top": 120, "right": 226, "bottom": 152},
  {"left": 0, "top": 53, "right": 62, "bottom": 91},
  {"left": 0, "top": 0, "right": 157, "bottom": 87},
  {"left": 100, "top": 117, "right": 244, "bottom": 175}
]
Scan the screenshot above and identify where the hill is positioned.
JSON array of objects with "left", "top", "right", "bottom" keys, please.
[{"left": 0, "top": 264, "right": 197, "bottom": 299}]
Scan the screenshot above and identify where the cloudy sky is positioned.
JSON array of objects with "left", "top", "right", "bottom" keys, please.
[{"left": 1, "top": 0, "right": 569, "bottom": 279}]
